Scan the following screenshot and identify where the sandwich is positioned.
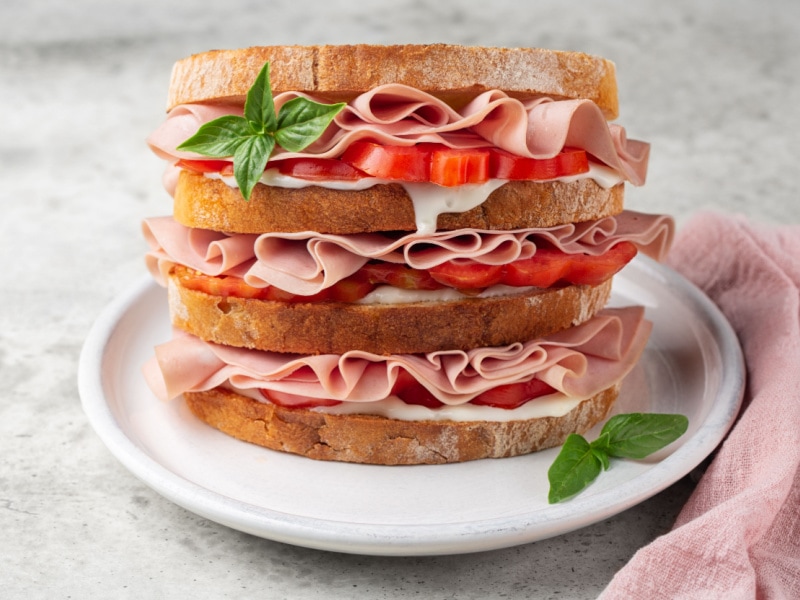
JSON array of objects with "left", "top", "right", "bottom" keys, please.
[{"left": 142, "top": 44, "right": 674, "bottom": 465}]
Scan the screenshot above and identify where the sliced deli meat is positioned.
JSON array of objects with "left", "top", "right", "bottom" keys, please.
[
  {"left": 147, "top": 84, "right": 649, "bottom": 194},
  {"left": 144, "top": 307, "right": 649, "bottom": 408},
  {"left": 142, "top": 211, "right": 673, "bottom": 296}
]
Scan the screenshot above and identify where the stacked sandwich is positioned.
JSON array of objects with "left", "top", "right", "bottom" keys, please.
[{"left": 143, "top": 44, "right": 673, "bottom": 465}]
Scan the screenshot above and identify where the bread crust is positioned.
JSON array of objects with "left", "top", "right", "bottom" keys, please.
[
  {"left": 183, "top": 384, "right": 620, "bottom": 465},
  {"left": 167, "top": 271, "right": 612, "bottom": 354},
  {"left": 167, "top": 44, "right": 618, "bottom": 118},
  {"left": 174, "top": 171, "right": 624, "bottom": 234}
]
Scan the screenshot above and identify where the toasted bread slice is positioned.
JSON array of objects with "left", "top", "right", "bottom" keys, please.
[
  {"left": 183, "top": 383, "right": 620, "bottom": 465},
  {"left": 167, "top": 44, "right": 618, "bottom": 118},
  {"left": 166, "top": 267, "right": 612, "bottom": 354},
  {"left": 173, "top": 170, "right": 624, "bottom": 234}
]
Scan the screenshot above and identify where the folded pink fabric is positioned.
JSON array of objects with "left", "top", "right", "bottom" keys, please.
[{"left": 599, "top": 212, "right": 800, "bottom": 599}]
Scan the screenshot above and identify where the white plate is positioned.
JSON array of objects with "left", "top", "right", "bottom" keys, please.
[{"left": 79, "top": 256, "right": 744, "bottom": 556}]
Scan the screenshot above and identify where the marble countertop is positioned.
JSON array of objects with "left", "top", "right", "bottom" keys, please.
[{"left": 4, "top": 0, "right": 799, "bottom": 597}]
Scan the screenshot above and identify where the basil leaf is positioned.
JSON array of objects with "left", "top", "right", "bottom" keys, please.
[
  {"left": 601, "top": 413, "right": 689, "bottom": 460},
  {"left": 275, "top": 97, "right": 345, "bottom": 152},
  {"left": 244, "top": 63, "right": 277, "bottom": 133},
  {"left": 590, "top": 431, "right": 611, "bottom": 455},
  {"left": 176, "top": 61, "right": 345, "bottom": 201},
  {"left": 176, "top": 115, "right": 252, "bottom": 157},
  {"left": 547, "top": 434, "right": 604, "bottom": 504},
  {"left": 232, "top": 134, "right": 275, "bottom": 201},
  {"left": 592, "top": 446, "right": 611, "bottom": 471}
]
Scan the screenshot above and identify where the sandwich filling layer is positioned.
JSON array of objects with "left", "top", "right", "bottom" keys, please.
[
  {"left": 148, "top": 83, "right": 650, "bottom": 202},
  {"left": 143, "top": 211, "right": 673, "bottom": 299},
  {"left": 144, "top": 306, "right": 650, "bottom": 422}
]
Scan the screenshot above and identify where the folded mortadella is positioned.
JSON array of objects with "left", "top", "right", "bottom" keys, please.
[
  {"left": 147, "top": 83, "right": 650, "bottom": 195},
  {"left": 144, "top": 307, "right": 650, "bottom": 406},
  {"left": 142, "top": 211, "right": 674, "bottom": 296}
]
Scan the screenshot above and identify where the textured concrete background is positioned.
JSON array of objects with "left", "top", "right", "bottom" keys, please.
[{"left": 2, "top": 0, "right": 798, "bottom": 597}]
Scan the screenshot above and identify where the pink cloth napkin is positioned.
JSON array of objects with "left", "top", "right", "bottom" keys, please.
[{"left": 599, "top": 212, "right": 800, "bottom": 599}]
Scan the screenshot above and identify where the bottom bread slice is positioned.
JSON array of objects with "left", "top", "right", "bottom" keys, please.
[{"left": 183, "top": 384, "right": 620, "bottom": 465}]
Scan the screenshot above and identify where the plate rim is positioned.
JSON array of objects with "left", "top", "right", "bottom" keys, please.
[{"left": 78, "top": 256, "right": 745, "bottom": 555}]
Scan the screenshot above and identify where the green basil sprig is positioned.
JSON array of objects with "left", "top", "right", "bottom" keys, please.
[
  {"left": 176, "top": 62, "right": 345, "bottom": 200},
  {"left": 547, "top": 413, "right": 689, "bottom": 503}
]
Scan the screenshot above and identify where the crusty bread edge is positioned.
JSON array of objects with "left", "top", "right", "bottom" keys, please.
[
  {"left": 167, "top": 44, "right": 618, "bottom": 118},
  {"left": 183, "top": 383, "right": 620, "bottom": 465},
  {"left": 167, "top": 274, "right": 613, "bottom": 354},
  {"left": 173, "top": 171, "right": 625, "bottom": 234}
]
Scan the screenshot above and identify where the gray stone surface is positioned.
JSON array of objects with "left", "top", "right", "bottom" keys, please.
[{"left": 3, "top": 0, "right": 799, "bottom": 597}]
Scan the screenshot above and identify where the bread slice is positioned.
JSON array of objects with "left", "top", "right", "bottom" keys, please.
[
  {"left": 183, "top": 383, "right": 620, "bottom": 465},
  {"left": 174, "top": 170, "right": 624, "bottom": 234},
  {"left": 166, "top": 44, "right": 619, "bottom": 118},
  {"left": 167, "top": 269, "right": 612, "bottom": 354}
]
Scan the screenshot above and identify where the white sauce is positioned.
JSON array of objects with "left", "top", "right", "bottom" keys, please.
[
  {"left": 227, "top": 385, "right": 585, "bottom": 422},
  {"left": 402, "top": 179, "right": 507, "bottom": 234},
  {"left": 356, "top": 284, "right": 536, "bottom": 305},
  {"left": 206, "top": 162, "right": 623, "bottom": 234}
]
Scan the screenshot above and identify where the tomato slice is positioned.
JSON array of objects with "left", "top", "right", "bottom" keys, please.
[
  {"left": 470, "top": 378, "right": 557, "bottom": 409},
  {"left": 271, "top": 157, "right": 367, "bottom": 181},
  {"left": 341, "top": 142, "right": 492, "bottom": 187},
  {"left": 327, "top": 274, "right": 377, "bottom": 302},
  {"left": 178, "top": 273, "right": 270, "bottom": 300},
  {"left": 178, "top": 143, "right": 590, "bottom": 186},
  {"left": 260, "top": 374, "right": 555, "bottom": 410},
  {"left": 391, "top": 370, "right": 444, "bottom": 408},
  {"left": 502, "top": 248, "right": 572, "bottom": 288},
  {"left": 340, "top": 141, "right": 431, "bottom": 181},
  {"left": 178, "top": 272, "right": 333, "bottom": 302},
  {"left": 358, "top": 262, "right": 444, "bottom": 291},
  {"left": 176, "top": 159, "right": 234, "bottom": 176},
  {"left": 427, "top": 260, "right": 504, "bottom": 290},
  {"left": 177, "top": 242, "right": 637, "bottom": 305},
  {"left": 429, "top": 147, "right": 490, "bottom": 186},
  {"left": 178, "top": 144, "right": 590, "bottom": 185},
  {"left": 392, "top": 370, "right": 556, "bottom": 410},
  {"left": 489, "top": 147, "right": 589, "bottom": 180},
  {"left": 564, "top": 242, "right": 638, "bottom": 286}
]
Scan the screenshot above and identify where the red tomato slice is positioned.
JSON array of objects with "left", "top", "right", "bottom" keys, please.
[
  {"left": 176, "top": 159, "right": 234, "bottom": 176},
  {"left": 262, "top": 286, "right": 332, "bottom": 303},
  {"left": 179, "top": 273, "right": 270, "bottom": 300},
  {"left": 341, "top": 142, "right": 492, "bottom": 187},
  {"left": 391, "top": 370, "right": 445, "bottom": 409},
  {"left": 429, "top": 147, "right": 490, "bottom": 186},
  {"left": 502, "top": 248, "right": 572, "bottom": 288},
  {"left": 392, "top": 370, "right": 556, "bottom": 410},
  {"left": 259, "top": 389, "right": 342, "bottom": 409},
  {"left": 427, "top": 260, "right": 504, "bottom": 290},
  {"left": 178, "top": 241, "right": 637, "bottom": 306},
  {"left": 358, "top": 262, "right": 444, "bottom": 291},
  {"left": 340, "top": 141, "right": 431, "bottom": 181},
  {"left": 177, "top": 144, "right": 590, "bottom": 185},
  {"left": 327, "top": 274, "right": 377, "bottom": 302},
  {"left": 489, "top": 147, "right": 589, "bottom": 180},
  {"left": 470, "top": 378, "right": 557, "bottom": 409},
  {"left": 272, "top": 157, "right": 367, "bottom": 181},
  {"left": 564, "top": 242, "right": 638, "bottom": 286},
  {"left": 179, "top": 272, "right": 333, "bottom": 302}
]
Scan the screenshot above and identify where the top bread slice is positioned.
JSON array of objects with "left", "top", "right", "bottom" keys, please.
[{"left": 166, "top": 44, "right": 619, "bottom": 118}]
